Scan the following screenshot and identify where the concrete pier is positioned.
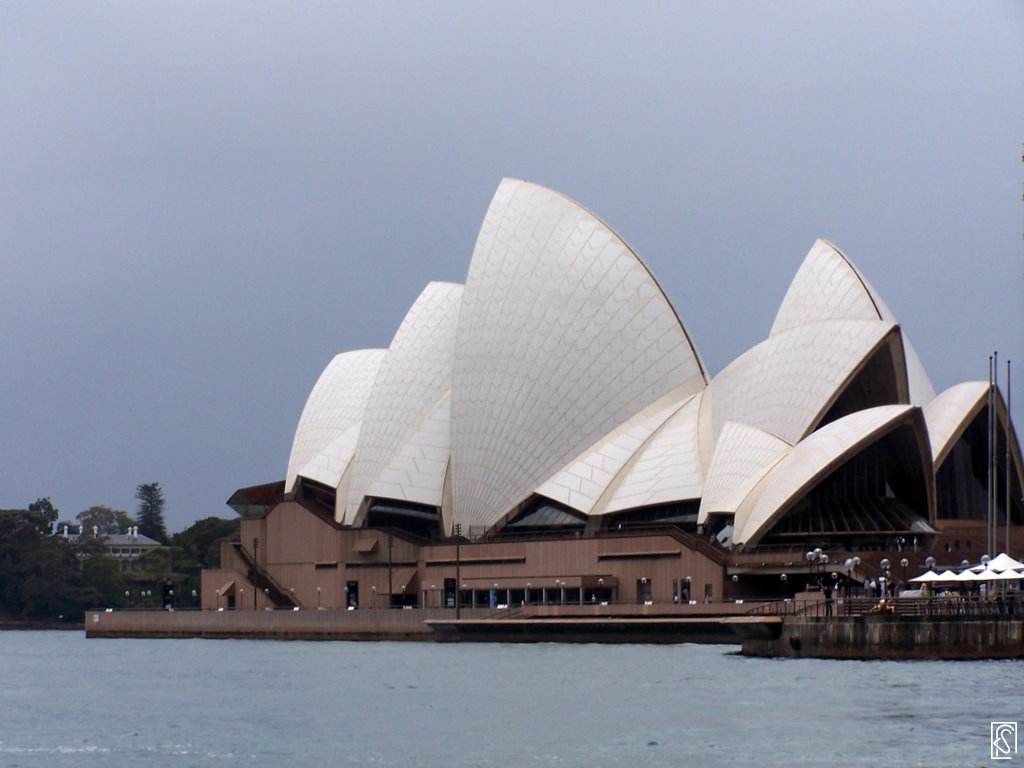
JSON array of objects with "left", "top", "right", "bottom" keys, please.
[
  {"left": 85, "top": 601, "right": 764, "bottom": 642},
  {"left": 735, "top": 615, "right": 1024, "bottom": 660}
]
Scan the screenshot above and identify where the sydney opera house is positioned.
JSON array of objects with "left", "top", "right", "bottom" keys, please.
[{"left": 203, "top": 179, "right": 1023, "bottom": 612}]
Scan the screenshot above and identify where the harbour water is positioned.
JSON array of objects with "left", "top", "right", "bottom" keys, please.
[{"left": 0, "top": 631, "right": 1017, "bottom": 767}]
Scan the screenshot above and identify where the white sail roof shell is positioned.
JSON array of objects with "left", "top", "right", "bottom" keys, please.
[
  {"left": 597, "top": 392, "right": 704, "bottom": 514},
  {"left": 360, "top": 393, "right": 452, "bottom": 513},
  {"left": 285, "top": 349, "right": 386, "bottom": 493},
  {"left": 535, "top": 387, "right": 690, "bottom": 515},
  {"left": 698, "top": 318, "right": 898, "bottom": 462},
  {"left": 771, "top": 239, "right": 935, "bottom": 405},
  {"left": 344, "top": 282, "right": 463, "bottom": 522},
  {"left": 924, "top": 381, "right": 1023, "bottom": 496},
  {"left": 923, "top": 381, "right": 990, "bottom": 468},
  {"left": 450, "top": 178, "right": 707, "bottom": 531},
  {"left": 698, "top": 421, "right": 791, "bottom": 524},
  {"left": 734, "top": 404, "right": 923, "bottom": 547}
]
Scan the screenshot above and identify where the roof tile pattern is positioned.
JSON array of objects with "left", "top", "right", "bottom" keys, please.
[
  {"left": 599, "top": 392, "right": 704, "bottom": 514},
  {"left": 771, "top": 240, "right": 883, "bottom": 336},
  {"left": 698, "top": 421, "right": 791, "bottom": 523},
  {"left": 701, "top": 318, "right": 896, "bottom": 449},
  {"left": 451, "top": 179, "right": 707, "bottom": 530},
  {"left": 344, "top": 283, "right": 463, "bottom": 522},
  {"left": 771, "top": 239, "right": 935, "bottom": 404},
  {"left": 361, "top": 394, "right": 452, "bottom": 511},
  {"left": 535, "top": 387, "right": 690, "bottom": 514},
  {"left": 285, "top": 349, "right": 386, "bottom": 493}
]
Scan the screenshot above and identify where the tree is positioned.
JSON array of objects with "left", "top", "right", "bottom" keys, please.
[
  {"left": 0, "top": 508, "right": 86, "bottom": 622},
  {"left": 77, "top": 505, "right": 135, "bottom": 535},
  {"left": 135, "top": 482, "right": 168, "bottom": 543},
  {"left": 81, "top": 556, "right": 126, "bottom": 608},
  {"left": 172, "top": 516, "right": 240, "bottom": 569},
  {"left": 28, "top": 497, "right": 59, "bottom": 525}
]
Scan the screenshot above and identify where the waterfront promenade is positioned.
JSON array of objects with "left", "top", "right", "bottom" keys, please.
[
  {"left": 84, "top": 594, "right": 1024, "bottom": 658},
  {"left": 85, "top": 600, "right": 761, "bottom": 642}
]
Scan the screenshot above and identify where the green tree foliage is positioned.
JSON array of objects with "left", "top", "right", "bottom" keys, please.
[
  {"left": 172, "top": 516, "right": 240, "bottom": 570},
  {"left": 169, "top": 517, "right": 240, "bottom": 607},
  {"left": 1, "top": 497, "right": 240, "bottom": 619},
  {"left": 135, "top": 482, "right": 168, "bottom": 543},
  {"left": 0, "top": 508, "right": 85, "bottom": 621},
  {"left": 81, "top": 555, "right": 126, "bottom": 608},
  {"left": 28, "top": 497, "right": 59, "bottom": 525},
  {"left": 77, "top": 505, "right": 135, "bottom": 535}
]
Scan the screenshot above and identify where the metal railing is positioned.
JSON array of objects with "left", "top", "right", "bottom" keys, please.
[{"left": 751, "top": 594, "right": 1024, "bottom": 619}]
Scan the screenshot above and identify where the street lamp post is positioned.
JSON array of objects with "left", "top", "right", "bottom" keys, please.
[
  {"left": 316, "top": 586, "right": 321, "bottom": 610},
  {"left": 843, "top": 557, "right": 861, "bottom": 598},
  {"left": 372, "top": 585, "right": 377, "bottom": 609},
  {"left": 454, "top": 523, "right": 462, "bottom": 619},
  {"left": 899, "top": 558, "right": 909, "bottom": 595}
]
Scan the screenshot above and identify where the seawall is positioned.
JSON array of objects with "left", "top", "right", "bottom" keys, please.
[
  {"left": 85, "top": 602, "right": 761, "bottom": 642},
  {"left": 736, "top": 615, "right": 1024, "bottom": 659}
]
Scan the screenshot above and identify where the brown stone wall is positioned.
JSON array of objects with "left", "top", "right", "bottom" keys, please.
[
  {"left": 205, "top": 502, "right": 726, "bottom": 612},
  {"left": 741, "top": 615, "right": 1024, "bottom": 659}
]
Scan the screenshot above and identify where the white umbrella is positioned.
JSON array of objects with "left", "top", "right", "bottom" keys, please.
[
  {"left": 963, "top": 568, "right": 1001, "bottom": 581},
  {"left": 934, "top": 569, "right": 960, "bottom": 582},
  {"left": 989, "top": 569, "right": 1024, "bottom": 581},
  {"left": 910, "top": 570, "right": 940, "bottom": 583},
  {"left": 986, "top": 553, "right": 1024, "bottom": 572}
]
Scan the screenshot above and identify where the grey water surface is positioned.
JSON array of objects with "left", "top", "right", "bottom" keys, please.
[{"left": 0, "top": 631, "right": 1017, "bottom": 767}]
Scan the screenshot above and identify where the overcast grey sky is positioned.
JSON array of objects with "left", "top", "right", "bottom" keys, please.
[{"left": 2, "top": 2, "right": 1021, "bottom": 532}]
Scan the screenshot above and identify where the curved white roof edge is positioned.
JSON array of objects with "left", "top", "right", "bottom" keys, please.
[
  {"left": 924, "top": 381, "right": 990, "bottom": 467},
  {"left": 925, "top": 382, "right": 1023, "bottom": 488},
  {"left": 848, "top": 258, "right": 936, "bottom": 405},
  {"left": 771, "top": 239, "right": 935, "bottom": 404},
  {"left": 294, "top": 423, "right": 362, "bottom": 495},
  {"left": 734, "top": 404, "right": 926, "bottom": 548},
  {"left": 534, "top": 386, "right": 691, "bottom": 515},
  {"left": 697, "top": 421, "right": 792, "bottom": 524},
  {"left": 498, "top": 178, "right": 709, "bottom": 384},
  {"left": 450, "top": 178, "right": 707, "bottom": 531},
  {"left": 901, "top": 337, "right": 937, "bottom": 406},
  {"left": 770, "top": 239, "right": 884, "bottom": 336},
  {"left": 595, "top": 392, "right": 704, "bottom": 515},
  {"left": 699, "top": 318, "right": 898, "bottom": 449},
  {"left": 285, "top": 349, "right": 387, "bottom": 493},
  {"left": 344, "top": 282, "right": 463, "bottom": 520}
]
